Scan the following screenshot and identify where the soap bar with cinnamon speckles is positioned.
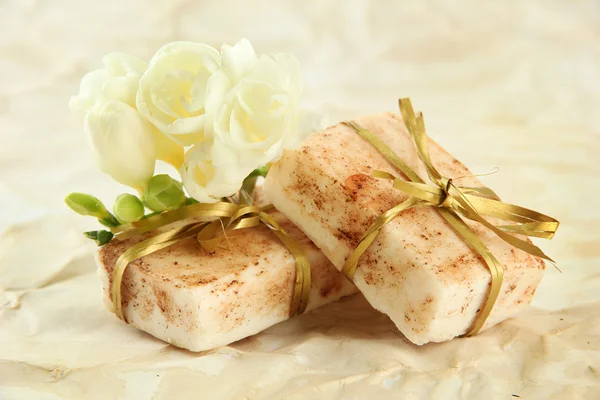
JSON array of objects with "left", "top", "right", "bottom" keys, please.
[
  {"left": 96, "top": 209, "right": 357, "bottom": 352},
  {"left": 264, "top": 113, "right": 545, "bottom": 344}
]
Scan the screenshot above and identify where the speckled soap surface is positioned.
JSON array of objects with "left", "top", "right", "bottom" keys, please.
[
  {"left": 265, "top": 112, "right": 545, "bottom": 344},
  {"left": 1, "top": 1, "right": 599, "bottom": 399},
  {"left": 95, "top": 210, "right": 356, "bottom": 352}
]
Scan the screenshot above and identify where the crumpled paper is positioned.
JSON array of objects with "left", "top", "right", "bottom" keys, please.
[
  {"left": 0, "top": 238, "right": 598, "bottom": 399},
  {"left": 1, "top": 0, "right": 599, "bottom": 398}
]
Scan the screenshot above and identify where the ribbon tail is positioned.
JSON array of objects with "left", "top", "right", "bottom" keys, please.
[
  {"left": 452, "top": 194, "right": 556, "bottom": 264},
  {"left": 260, "top": 212, "right": 311, "bottom": 316},
  {"left": 399, "top": 98, "right": 444, "bottom": 184},
  {"left": 495, "top": 223, "right": 557, "bottom": 239},
  {"left": 438, "top": 209, "right": 504, "bottom": 336},
  {"left": 459, "top": 186, "right": 501, "bottom": 201},
  {"left": 463, "top": 194, "right": 559, "bottom": 230}
]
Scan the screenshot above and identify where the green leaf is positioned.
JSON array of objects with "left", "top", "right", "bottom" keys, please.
[
  {"left": 83, "top": 231, "right": 99, "bottom": 240},
  {"left": 246, "top": 165, "right": 270, "bottom": 180},
  {"left": 83, "top": 230, "right": 113, "bottom": 245},
  {"left": 239, "top": 165, "right": 270, "bottom": 205},
  {"left": 96, "top": 230, "right": 114, "bottom": 246},
  {"left": 141, "top": 211, "right": 161, "bottom": 220}
]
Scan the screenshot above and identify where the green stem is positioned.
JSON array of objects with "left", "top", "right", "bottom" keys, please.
[
  {"left": 239, "top": 165, "right": 270, "bottom": 205},
  {"left": 99, "top": 213, "right": 120, "bottom": 227},
  {"left": 141, "top": 211, "right": 162, "bottom": 219}
]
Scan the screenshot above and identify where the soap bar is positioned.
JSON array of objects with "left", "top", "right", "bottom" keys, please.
[
  {"left": 264, "top": 112, "right": 545, "bottom": 345},
  {"left": 97, "top": 209, "right": 357, "bottom": 352}
]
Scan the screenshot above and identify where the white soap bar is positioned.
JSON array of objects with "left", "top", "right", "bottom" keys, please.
[
  {"left": 97, "top": 209, "right": 357, "bottom": 352},
  {"left": 264, "top": 112, "right": 545, "bottom": 344}
]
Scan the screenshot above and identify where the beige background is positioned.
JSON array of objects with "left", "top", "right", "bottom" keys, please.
[{"left": 1, "top": 1, "right": 599, "bottom": 399}]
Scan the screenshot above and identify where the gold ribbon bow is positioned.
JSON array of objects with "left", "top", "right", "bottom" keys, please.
[
  {"left": 343, "top": 98, "right": 559, "bottom": 335},
  {"left": 109, "top": 201, "right": 311, "bottom": 322}
]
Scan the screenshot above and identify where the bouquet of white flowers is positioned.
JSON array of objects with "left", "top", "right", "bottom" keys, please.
[{"left": 66, "top": 39, "right": 324, "bottom": 243}]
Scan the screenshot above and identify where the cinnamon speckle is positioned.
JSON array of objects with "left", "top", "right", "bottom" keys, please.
[
  {"left": 152, "top": 285, "right": 174, "bottom": 323},
  {"left": 273, "top": 116, "right": 529, "bottom": 317},
  {"left": 505, "top": 283, "right": 517, "bottom": 294}
]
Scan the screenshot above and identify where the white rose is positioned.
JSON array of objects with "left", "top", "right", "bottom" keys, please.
[
  {"left": 180, "top": 140, "right": 254, "bottom": 203},
  {"left": 136, "top": 42, "right": 221, "bottom": 146},
  {"left": 69, "top": 53, "right": 147, "bottom": 118},
  {"left": 205, "top": 39, "right": 325, "bottom": 172},
  {"left": 85, "top": 100, "right": 156, "bottom": 191}
]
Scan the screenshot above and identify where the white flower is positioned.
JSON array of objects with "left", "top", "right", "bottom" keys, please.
[
  {"left": 151, "top": 126, "right": 185, "bottom": 170},
  {"left": 180, "top": 141, "right": 253, "bottom": 203},
  {"left": 176, "top": 38, "right": 325, "bottom": 203},
  {"left": 204, "top": 39, "right": 325, "bottom": 173},
  {"left": 72, "top": 39, "right": 322, "bottom": 203},
  {"left": 136, "top": 42, "right": 221, "bottom": 146},
  {"left": 85, "top": 100, "right": 156, "bottom": 191},
  {"left": 69, "top": 53, "right": 147, "bottom": 118},
  {"left": 69, "top": 52, "right": 184, "bottom": 170}
]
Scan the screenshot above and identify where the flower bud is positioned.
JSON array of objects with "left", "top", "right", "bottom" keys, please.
[
  {"left": 113, "top": 194, "right": 145, "bottom": 223},
  {"left": 65, "top": 193, "right": 111, "bottom": 219},
  {"left": 84, "top": 100, "right": 156, "bottom": 191},
  {"left": 144, "top": 174, "right": 186, "bottom": 212}
]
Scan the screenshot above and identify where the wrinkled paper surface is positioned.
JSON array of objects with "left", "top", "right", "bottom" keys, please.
[{"left": 1, "top": 1, "right": 599, "bottom": 398}]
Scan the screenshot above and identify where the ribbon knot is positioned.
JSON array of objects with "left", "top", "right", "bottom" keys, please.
[
  {"left": 438, "top": 177, "right": 454, "bottom": 208},
  {"left": 342, "top": 98, "right": 559, "bottom": 336}
]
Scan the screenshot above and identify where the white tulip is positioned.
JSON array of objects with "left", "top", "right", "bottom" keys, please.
[
  {"left": 85, "top": 101, "right": 156, "bottom": 191},
  {"left": 69, "top": 53, "right": 147, "bottom": 118},
  {"left": 136, "top": 42, "right": 221, "bottom": 146},
  {"left": 204, "top": 39, "right": 326, "bottom": 174},
  {"left": 180, "top": 140, "right": 254, "bottom": 203}
]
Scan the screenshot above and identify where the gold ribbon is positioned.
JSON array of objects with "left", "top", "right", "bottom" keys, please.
[
  {"left": 109, "top": 202, "right": 311, "bottom": 322},
  {"left": 343, "top": 98, "right": 559, "bottom": 336}
]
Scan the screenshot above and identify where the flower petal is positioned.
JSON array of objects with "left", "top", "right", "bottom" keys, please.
[
  {"left": 221, "top": 38, "right": 258, "bottom": 83},
  {"left": 84, "top": 101, "right": 156, "bottom": 189}
]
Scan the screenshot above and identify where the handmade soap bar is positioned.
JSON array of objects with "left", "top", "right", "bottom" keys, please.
[
  {"left": 264, "top": 112, "right": 545, "bottom": 345},
  {"left": 96, "top": 209, "right": 357, "bottom": 352}
]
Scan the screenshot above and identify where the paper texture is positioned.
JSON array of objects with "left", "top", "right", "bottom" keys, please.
[{"left": 1, "top": 0, "right": 599, "bottom": 398}]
